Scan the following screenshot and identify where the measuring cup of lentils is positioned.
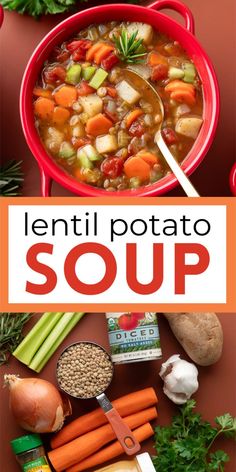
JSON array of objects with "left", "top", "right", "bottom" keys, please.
[{"left": 56, "top": 342, "right": 114, "bottom": 398}]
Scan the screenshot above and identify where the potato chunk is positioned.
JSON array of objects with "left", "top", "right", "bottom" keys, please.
[
  {"left": 79, "top": 94, "right": 103, "bottom": 117},
  {"left": 175, "top": 116, "right": 203, "bottom": 139},
  {"left": 127, "top": 22, "right": 153, "bottom": 45},
  {"left": 95, "top": 134, "right": 118, "bottom": 154},
  {"left": 116, "top": 80, "right": 141, "bottom": 105}
]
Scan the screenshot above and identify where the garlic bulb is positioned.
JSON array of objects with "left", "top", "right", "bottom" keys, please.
[{"left": 159, "top": 354, "right": 199, "bottom": 404}]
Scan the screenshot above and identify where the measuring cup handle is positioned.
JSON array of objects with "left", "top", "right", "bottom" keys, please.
[
  {"left": 148, "top": 0, "right": 195, "bottom": 34},
  {"left": 105, "top": 408, "right": 141, "bottom": 456},
  {"left": 39, "top": 165, "right": 52, "bottom": 197}
]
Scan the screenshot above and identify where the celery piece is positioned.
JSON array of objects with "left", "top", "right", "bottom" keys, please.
[
  {"left": 83, "top": 144, "right": 102, "bottom": 162},
  {"left": 66, "top": 64, "right": 81, "bottom": 85},
  {"left": 168, "top": 67, "right": 184, "bottom": 80},
  {"left": 183, "top": 62, "right": 196, "bottom": 83},
  {"left": 29, "top": 312, "right": 85, "bottom": 372},
  {"left": 59, "top": 142, "right": 76, "bottom": 159},
  {"left": 13, "top": 312, "right": 64, "bottom": 365},
  {"left": 82, "top": 66, "right": 96, "bottom": 81},
  {"left": 77, "top": 149, "right": 93, "bottom": 169},
  {"left": 34, "top": 313, "right": 85, "bottom": 373},
  {"left": 89, "top": 68, "right": 108, "bottom": 89}
]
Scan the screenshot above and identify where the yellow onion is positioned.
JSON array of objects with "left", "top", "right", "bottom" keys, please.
[{"left": 4, "top": 374, "right": 72, "bottom": 433}]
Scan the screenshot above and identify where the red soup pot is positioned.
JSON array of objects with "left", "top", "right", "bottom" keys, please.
[{"left": 20, "top": 0, "right": 220, "bottom": 197}]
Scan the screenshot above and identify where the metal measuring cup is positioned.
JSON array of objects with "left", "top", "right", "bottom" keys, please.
[{"left": 56, "top": 341, "right": 141, "bottom": 456}]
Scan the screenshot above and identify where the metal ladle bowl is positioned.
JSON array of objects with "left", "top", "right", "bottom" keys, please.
[
  {"left": 56, "top": 341, "right": 141, "bottom": 456},
  {"left": 123, "top": 69, "right": 199, "bottom": 197}
]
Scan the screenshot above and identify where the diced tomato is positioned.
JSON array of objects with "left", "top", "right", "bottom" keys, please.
[
  {"left": 101, "top": 157, "right": 124, "bottom": 179},
  {"left": 57, "top": 50, "right": 70, "bottom": 62},
  {"left": 44, "top": 66, "right": 66, "bottom": 84},
  {"left": 151, "top": 64, "right": 169, "bottom": 82},
  {"left": 66, "top": 40, "right": 92, "bottom": 61},
  {"left": 106, "top": 87, "right": 117, "bottom": 98},
  {"left": 51, "top": 47, "right": 70, "bottom": 63},
  {"left": 101, "top": 52, "right": 119, "bottom": 71},
  {"left": 72, "top": 49, "right": 87, "bottom": 61},
  {"left": 162, "top": 127, "right": 178, "bottom": 145},
  {"left": 129, "top": 120, "right": 145, "bottom": 137},
  {"left": 67, "top": 39, "right": 92, "bottom": 53},
  {"left": 72, "top": 137, "right": 92, "bottom": 149},
  {"left": 76, "top": 80, "right": 95, "bottom": 96}
]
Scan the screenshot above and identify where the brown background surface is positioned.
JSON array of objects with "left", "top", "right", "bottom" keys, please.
[
  {"left": 0, "top": 0, "right": 235, "bottom": 196},
  {"left": 1, "top": 313, "right": 236, "bottom": 471}
]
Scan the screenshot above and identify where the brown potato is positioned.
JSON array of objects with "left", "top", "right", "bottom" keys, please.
[{"left": 164, "top": 312, "right": 223, "bottom": 366}]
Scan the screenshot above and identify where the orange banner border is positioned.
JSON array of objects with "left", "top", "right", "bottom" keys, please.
[{"left": 0, "top": 197, "right": 235, "bottom": 312}]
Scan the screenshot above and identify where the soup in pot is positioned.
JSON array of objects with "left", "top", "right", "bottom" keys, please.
[{"left": 34, "top": 21, "right": 203, "bottom": 191}]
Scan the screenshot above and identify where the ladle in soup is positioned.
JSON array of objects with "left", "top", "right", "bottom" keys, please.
[
  {"left": 123, "top": 69, "right": 199, "bottom": 197},
  {"left": 57, "top": 341, "right": 141, "bottom": 456}
]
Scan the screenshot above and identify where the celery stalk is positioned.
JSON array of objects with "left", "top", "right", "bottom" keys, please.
[
  {"left": 89, "top": 68, "right": 108, "bottom": 89},
  {"left": 29, "top": 312, "right": 85, "bottom": 372},
  {"left": 13, "top": 312, "right": 64, "bottom": 365}
]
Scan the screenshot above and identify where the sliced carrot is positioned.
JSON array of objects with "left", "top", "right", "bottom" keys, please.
[
  {"left": 85, "top": 113, "right": 113, "bottom": 137},
  {"left": 171, "top": 89, "right": 196, "bottom": 106},
  {"left": 124, "top": 156, "right": 151, "bottom": 182},
  {"left": 66, "top": 423, "right": 154, "bottom": 472},
  {"left": 106, "top": 86, "right": 117, "bottom": 98},
  {"left": 33, "top": 87, "right": 52, "bottom": 99},
  {"left": 165, "top": 80, "right": 195, "bottom": 95},
  {"left": 54, "top": 86, "right": 77, "bottom": 108},
  {"left": 94, "top": 44, "right": 115, "bottom": 65},
  {"left": 52, "top": 106, "right": 70, "bottom": 125},
  {"left": 34, "top": 97, "right": 55, "bottom": 121},
  {"left": 51, "top": 388, "right": 158, "bottom": 449},
  {"left": 148, "top": 51, "right": 168, "bottom": 67},
  {"left": 86, "top": 43, "right": 103, "bottom": 62},
  {"left": 138, "top": 151, "right": 159, "bottom": 166},
  {"left": 125, "top": 108, "right": 144, "bottom": 129}
]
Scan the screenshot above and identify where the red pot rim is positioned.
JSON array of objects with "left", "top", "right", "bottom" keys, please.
[
  {"left": 229, "top": 163, "right": 236, "bottom": 196},
  {"left": 20, "top": 1, "right": 220, "bottom": 196},
  {"left": 0, "top": 5, "right": 4, "bottom": 28}
]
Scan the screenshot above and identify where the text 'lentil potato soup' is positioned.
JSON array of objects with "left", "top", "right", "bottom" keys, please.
[{"left": 34, "top": 21, "right": 203, "bottom": 191}]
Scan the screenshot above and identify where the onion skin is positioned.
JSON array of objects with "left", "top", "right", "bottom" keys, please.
[{"left": 4, "top": 374, "right": 72, "bottom": 433}]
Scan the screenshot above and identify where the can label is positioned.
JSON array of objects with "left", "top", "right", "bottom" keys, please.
[
  {"left": 106, "top": 313, "right": 162, "bottom": 364},
  {"left": 23, "top": 457, "right": 51, "bottom": 472}
]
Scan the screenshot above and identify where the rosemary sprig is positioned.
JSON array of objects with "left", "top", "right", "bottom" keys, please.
[
  {"left": 0, "top": 313, "right": 32, "bottom": 365},
  {"left": 0, "top": 160, "right": 24, "bottom": 196},
  {"left": 113, "top": 29, "right": 147, "bottom": 63}
]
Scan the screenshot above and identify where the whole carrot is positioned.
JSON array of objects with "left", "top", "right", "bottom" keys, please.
[
  {"left": 66, "top": 423, "right": 154, "bottom": 472},
  {"left": 48, "top": 407, "right": 157, "bottom": 471},
  {"left": 51, "top": 387, "right": 158, "bottom": 449}
]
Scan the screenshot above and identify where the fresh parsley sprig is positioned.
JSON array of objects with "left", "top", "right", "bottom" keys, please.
[
  {"left": 0, "top": 0, "right": 81, "bottom": 17},
  {"left": 113, "top": 29, "right": 147, "bottom": 63},
  {"left": 152, "top": 400, "right": 236, "bottom": 472}
]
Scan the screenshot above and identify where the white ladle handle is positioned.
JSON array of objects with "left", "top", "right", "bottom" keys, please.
[{"left": 156, "top": 131, "right": 200, "bottom": 197}]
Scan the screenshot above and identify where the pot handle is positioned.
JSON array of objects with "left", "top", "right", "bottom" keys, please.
[
  {"left": 147, "top": 0, "right": 195, "bottom": 34},
  {"left": 39, "top": 165, "right": 52, "bottom": 197}
]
